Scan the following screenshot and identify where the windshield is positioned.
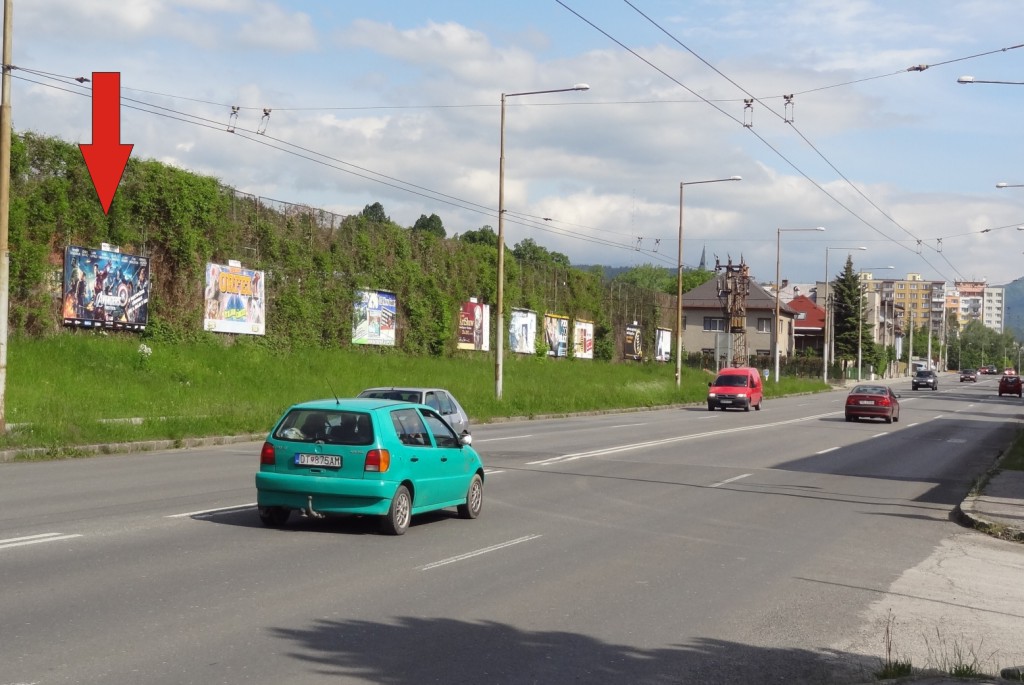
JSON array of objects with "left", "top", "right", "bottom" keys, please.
[{"left": 713, "top": 375, "right": 749, "bottom": 387}]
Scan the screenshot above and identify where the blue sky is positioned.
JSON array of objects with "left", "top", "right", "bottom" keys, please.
[{"left": 12, "top": 0, "right": 1024, "bottom": 286}]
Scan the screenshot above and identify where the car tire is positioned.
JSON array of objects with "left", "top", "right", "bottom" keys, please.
[
  {"left": 845, "top": 415, "right": 854, "bottom": 422},
  {"left": 258, "top": 506, "right": 290, "bottom": 528},
  {"left": 457, "top": 474, "right": 483, "bottom": 520},
  {"left": 381, "top": 485, "right": 412, "bottom": 536},
  {"left": 707, "top": 403, "right": 714, "bottom": 411},
  {"left": 754, "top": 400, "right": 761, "bottom": 411},
  {"left": 885, "top": 414, "right": 893, "bottom": 424},
  {"left": 744, "top": 404, "right": 750, "bottom": 412}
]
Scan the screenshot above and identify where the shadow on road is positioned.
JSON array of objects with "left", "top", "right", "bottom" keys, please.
[{"left": 269, "top": 615, "right": 882, "bottom": 684}]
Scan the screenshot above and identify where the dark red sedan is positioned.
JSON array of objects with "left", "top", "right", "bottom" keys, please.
[{"left": 845, "top": 384, "right": 901, "bottom": 423}]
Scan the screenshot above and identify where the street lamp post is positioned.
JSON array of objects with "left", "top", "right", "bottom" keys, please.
[
  {"left": 822, "top": 246, "right": 866, "bottom": 384},
  {"left": 675, "top": 176, "right": 742, "bottom": 388},
  {"left": 774, "top": 227, "right": 825, "bottom": 383},
  {"left": 958, "top": 76, "right": 1024, "bottom": 85},
  {"left": 997, "top": 182, "right": 1024, "bottom": 189},
  {"left": 496, "top": 83, "right": 589, "bottom": 400}
]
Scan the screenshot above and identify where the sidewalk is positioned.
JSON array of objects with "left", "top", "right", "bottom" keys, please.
[
  {"left": 959, "top": 469, "right": 1024, "bottom": 544},
  {"left": 866, "top": 469, "right": 1024, "bottom": 684}
]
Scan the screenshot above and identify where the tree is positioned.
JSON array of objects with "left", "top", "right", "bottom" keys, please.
[
  {"left": 412, "top": 213, "right": 445, "bottom": 238},
  {"left": 459, "top": 225, "right": 497, "bottom": 247},
  {"left": 360, "top": 202, "right": 389, "bottom": 224},
  {"left": 831, "top": 256, "right": 869, "bottom": 363}
]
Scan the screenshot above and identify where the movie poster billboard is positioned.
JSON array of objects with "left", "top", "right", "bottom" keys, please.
[
  {"left": 655, "top": 328, "right": 672, "bottom": 362},
  {"left": 352, "top": 289, "right": 396, "bottom": 346},
  {"left": 573, "top": 320, "right": 594, "bottom": 360},
  {"left": 62, "top": 245, "right": 150, "bottom": 331},
  {"left": 203, "top": 262, "right": 266, "bottom": 335},
  {"left": 509, "top": 308, "right": 537, "bottom": 354},
  {"left": 543, "top": 313, "right": 569, "bottom": 357},
  {"left": 624, "top": 324, "right": 643, "bottom": 361},
  {"left": 457, "top": 300, "right": 490, "bottom": 351}
]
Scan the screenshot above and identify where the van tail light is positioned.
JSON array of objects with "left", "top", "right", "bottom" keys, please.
[
  {"left": 364, "top": 449, "right": 391, "bottom": 473},
  {"left": 260, "top": 442, "right": 276, "bottom": 465}
]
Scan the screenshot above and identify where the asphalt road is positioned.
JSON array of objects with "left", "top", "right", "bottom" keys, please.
[{"left": 1, "top": 375, "right": 1021, "bottom": 684}]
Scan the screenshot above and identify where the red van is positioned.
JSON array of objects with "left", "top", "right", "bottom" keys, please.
[{"left": 707, "top": 367, "right": 764, "bottom": 412}]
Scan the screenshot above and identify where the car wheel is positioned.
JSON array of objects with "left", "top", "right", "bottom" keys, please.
[
  {"left": 707, "top": 403, "right": 714, "bottom": 411},
  {"left": 457, "top": 474, "right": 483, "bottom": 520},
  {"left": 885, "top": 414, "right": 893, "bottom": 424},
  {"left": 258, "top": 506, "right": 290, "bottom": 528},
  {"left": 845, "top": 415, "right": 854, "bottom": 422},
  {"left": 754, "top": 400, "right": 762, "bottom": 411},
  {"left": 381, "top": 485, "right": 412, "bottom": 535}
]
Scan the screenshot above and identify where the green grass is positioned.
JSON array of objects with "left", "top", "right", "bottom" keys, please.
[
  {"left": 0, "top": 334, "right": 828, "bottom": 455},
  {"left": 1001, "top": 428, "right": 1024, "bottom": 471}
]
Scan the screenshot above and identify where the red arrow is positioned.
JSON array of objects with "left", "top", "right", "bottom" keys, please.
[{"left": 79, "top": 72, "right": 134, "bottom": 215}]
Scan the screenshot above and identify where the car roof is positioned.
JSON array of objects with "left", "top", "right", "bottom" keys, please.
[
  {"left": 716, "top": 367, "right": 758, "bottom": 374},
  {"left": 288, "top": 397, "right": 416, "bottom": 412},
  {"left": 358, "top": 387, "right": 451, "bottom": 394}
]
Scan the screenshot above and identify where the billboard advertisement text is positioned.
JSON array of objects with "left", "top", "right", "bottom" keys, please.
[
  {"left": 204, "top": 262, "right": 266, "bottom": 335},
  {"left": 353, "top": 289, "right": 397, "bottom": 346}
]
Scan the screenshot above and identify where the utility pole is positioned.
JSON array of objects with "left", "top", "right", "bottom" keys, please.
[{"left": 0, "top": 0, "right": 13, "bottom": 433}]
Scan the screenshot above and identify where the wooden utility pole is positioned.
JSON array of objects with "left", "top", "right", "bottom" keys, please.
[{"left": 0, "top": 0, "right": 13, "bottom": 433}]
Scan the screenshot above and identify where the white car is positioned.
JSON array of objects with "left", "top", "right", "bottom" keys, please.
[{"left": 357, "top": 387, "right": 471, "bottom": 435}]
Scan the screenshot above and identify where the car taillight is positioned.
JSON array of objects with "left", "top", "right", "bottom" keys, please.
[
  {"left": 846, "top": 396, "right": 858, "bottom": 405},
  {"left": 364, "top": 449, "right": 391, "bottom": 472},
  {"left": 260, "top": 442, "right": 276, "bottom": 465},
  {"left": 877, "top": 397, "right": 891, "bottom": 407}
]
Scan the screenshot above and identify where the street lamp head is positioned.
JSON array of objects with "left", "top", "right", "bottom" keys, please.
[
  {"left": 572, "top": 83, "right": 591, "bottom": 91},
  {"left": 957, "top": 76, "right": 975, "bottom": 84},
  {"left": 997, "top": 182, "right": 1008, "bottom": 188},
  {"left": 729, "top": 176, "right": 742, "bottom": 181}
]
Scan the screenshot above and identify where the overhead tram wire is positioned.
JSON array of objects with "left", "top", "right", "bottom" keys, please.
[
  {"left": 12, "top": 72, "right": 665, "bottom": 263},
  {"left": 554, "top": 1, "right": 952, "bottom": 283},
  {"left": 619, "top": 1, "right": 950, "bottom": 264}
]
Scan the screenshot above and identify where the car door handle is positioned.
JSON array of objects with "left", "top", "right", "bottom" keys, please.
[
  {"left": 410, "top": 457, "right": 419, "bottom": 463},
  {"left": 441, "top": 457, "right": 448, "bottom": 462}
]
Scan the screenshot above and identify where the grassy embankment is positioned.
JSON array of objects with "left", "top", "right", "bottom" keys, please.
[{"left": 3, "top": 335, "right": 827, "bottom": 458}]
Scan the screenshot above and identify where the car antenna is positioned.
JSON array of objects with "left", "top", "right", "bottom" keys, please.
[{"left": 327, "top": 381, "right": 340, "bottom": 405}]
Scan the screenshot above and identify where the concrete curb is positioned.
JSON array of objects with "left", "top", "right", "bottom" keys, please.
[{"left": 0, "top": 433, "right": 266, "bottom": 464}]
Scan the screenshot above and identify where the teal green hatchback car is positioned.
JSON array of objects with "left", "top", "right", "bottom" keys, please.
[{"left": 255, "top": 398, "right": 484, "bottom": 535}]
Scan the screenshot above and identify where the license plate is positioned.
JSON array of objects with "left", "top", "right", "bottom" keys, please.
[
  {"left": 719, "top": 399, "right": 732, "bottom": 404},
  {"left": 859, "top": 400, "right": 874, "bottom": 405},
  {"left": 295, "top": 453, "right": 341, "bottom": 468}
]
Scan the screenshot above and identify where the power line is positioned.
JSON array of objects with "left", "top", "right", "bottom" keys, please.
[{"left": 12, "top": 71, "right": 671, "bottom": 265}]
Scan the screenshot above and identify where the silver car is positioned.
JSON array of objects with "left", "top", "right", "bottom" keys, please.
[{"left": 357, "top": 387, "right": 471, "bottom": 435}]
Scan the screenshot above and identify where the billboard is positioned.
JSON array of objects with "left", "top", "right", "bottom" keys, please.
[
  {"left": 544, "top": 314, "right": 569, "bottom": 358},
  {"left": 62, "top": 245, "right": 150, "bottom": 331},
  {"left": 624, "top": 324, "right": 643, "bottom": 361},
  {"left": 203, "top": 262, "right": 266, "bottom": 335},
  {"left": 353, "top": 289, "right": 397, "bottom": 346},
  {"left": 509, "top": 309, "right": 537, "bottom": 354},
  {"left": 573, "top": 320, "right": 594, "bottom": 360},
  {"left": 655, "top": 328, "right": 672, "bottom": 362},
  {"left": 457, "top": 300, "right": 490, "bottom": 351}
]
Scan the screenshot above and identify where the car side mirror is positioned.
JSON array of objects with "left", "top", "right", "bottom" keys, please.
[
  {"left": 459, "top": 432, "right": 473, "bottom": 447},
  {"left": 708, "top": 382, "right": 712, "bottom": 387}
]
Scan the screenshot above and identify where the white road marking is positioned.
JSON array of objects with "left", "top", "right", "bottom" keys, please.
[
  {"left": 710, "top": 473, "right": 751, "bottom": 488},
  {"left": 873, "top": 433, "right": 888, "bottom": 438},
  {"left": 167, "top": 503, "right": 257, "bottom": 519},
  {"left": 421, "top": 534, "right": 541, "bottom": 570},
  {"left": 816, "top": 447, "right": 839, "bottom": 455},
  {"left": 0, "top": 532, "right": 83, "bottom": 550},
  {"left": 483, "top": 468, "right": 504, "bottom": 475},
  {"left": 907, "top": 422, "right": 920, "bottom": 427},
  {"left": 934, "top": 415, "right": 944, "bottom": 419},
  {"left": 609, "top": 423, "right": 647, "bottom": 428},
  {"left": 527, "top": 411, "right": 840, "bottom": 466},
  {"left": 946, "top": 438, "right": 967, "bottom": 444},
  {"left": 476, "top": 435, "right": 532, "bottom": 443}
]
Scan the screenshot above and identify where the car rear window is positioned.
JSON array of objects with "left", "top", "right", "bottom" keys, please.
[
  {"left": 359, "top": 389, "right": 423, "bottom": 403},
  {"left": 273, "top": 409, "right": 374, "bottom": 446}
]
